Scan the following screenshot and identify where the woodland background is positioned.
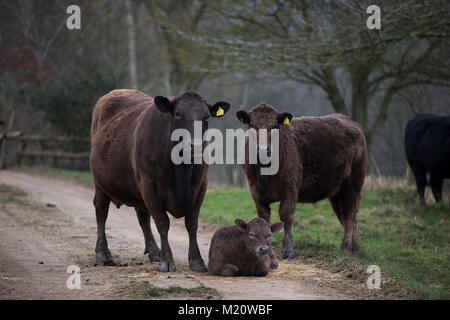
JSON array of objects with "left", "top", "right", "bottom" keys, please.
[{"left": 1, "top": 0, "right": 449, "bottom": 185}]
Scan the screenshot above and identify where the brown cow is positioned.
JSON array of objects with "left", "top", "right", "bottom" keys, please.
[
  {"left": 90, "top": 89, "right": 230, "bottom": 272},
  {"left": 208, "top": 217, "right": 284, "bottom": 276},
  {"left": 236, "top": 103, "right": 367, "bottom": 258}
]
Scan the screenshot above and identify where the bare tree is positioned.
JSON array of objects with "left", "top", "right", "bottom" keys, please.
[
  {"left": 125, "top": 0, "right": 138, "bottom": 89},
  {"left": 142, "top": 0, "right": 215, "bottom": 95},
  {"left": 171, "top": 0, "right": 450, "bottom": 158}
]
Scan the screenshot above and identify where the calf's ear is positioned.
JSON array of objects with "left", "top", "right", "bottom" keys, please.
[
  {"left": 236, "top": 111, "right": 250, "bottom": 124},
  {"left": 209, "top": 101, "right": 230, "bottom": 117},
  {"left": 235, "top": 218, "right": 248, "bottom": 232},
  {"left": 155, "top": 96, "right": 174, "bottom": 114},
  {"left": 277, "top": 112, "right": 293, "bottom": 125},
  {"left": 270, "top": 222, "right": 284, "bottom": 233}
]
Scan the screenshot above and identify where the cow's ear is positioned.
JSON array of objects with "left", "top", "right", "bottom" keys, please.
[
  {"left": 154, "top": 96, "right": 174, "bottom": 113},
  {"left": 209, "top": 101, "right": 230, "bottom": 118},
  {"left": 236, "top": 111, "right": 250, "bottom": 124},
  {"left": 235, "top": 218, "right": 247, "bottom": 232},
  {"left": 277, "top": 112, "right": 293, "bottom": 125},
  {"left": 270, "top": 222, "right": 284, "bottom": 233}
]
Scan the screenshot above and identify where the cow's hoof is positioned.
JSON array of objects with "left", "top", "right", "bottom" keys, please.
[
  {"left": 144, "top": 247, "right": 161, "bottom": 262},
  {"left": 189, "top": 259, "right": 208, "bottom": 272},
  {"left": 96, "top": 251, "right": 114, "bottom": 266},
  {"left": 159, "top": 260, "right": 176, "bottom": 272},
  {"left": 351, "top": 243, "right": 361, "bottom": 253},
  {"left": 148, "top": 254, "right": 161, "bottom": 262},
  {"left": 145, "top": 249, "right": 161, "bottom": 262},
  {"left": 341, "top": 242, "right": 353, "bottom": 254}
]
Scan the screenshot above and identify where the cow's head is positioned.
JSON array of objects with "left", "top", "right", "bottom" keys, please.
[
  {"left": 235, "top": 217, "right": 284, "bottom": 256},
  {"left": 155, "top": 91, "right": 230, "bottom": 150},
  {"left": 235, "top": 103, "right": 292, "bottom": 157}
]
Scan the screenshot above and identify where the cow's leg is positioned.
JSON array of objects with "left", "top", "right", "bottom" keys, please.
[
  {"left": 329, "top": 195, "right": 344, "bottom": 226},
  {"left": 185, "top": 183, "right": 207, "bottom": 272},
  {"left": 143, "top": 192, "right": 175, "bottom": 272},
  {"left": 255, "top": 198, "right": 271, "bottom": 222},
  {"left": 279, "top": 199, "right": 296, "bottom": 259},
  {"left": 154, "top": 213, "right": 175, "bottom": 272},
  {"left": 135, "top": 206, "right": 160, "bottom": 262},
  {"left": 330, "top": 187, "right": 360, "bottom": 252},
  {"left": 351, "top": 220, "right": 360, "bottom": 252},
  {"left": 218, "top": 264, "right": 240, "bottom": 277},
  {"left": 94, "top": 185, "right": 113, "bottom": 265},
  {"left": 255, "top": 199, "right": 279, "bottom": 265},
  {"left": 411, "top": 164, "right": 427, "bottom": 206},
  {"left": 429, "top": 171, "right": 443, "bottom": 203},
  {"left": 335, "top": 179, "right": 361, "bottom": 253}
]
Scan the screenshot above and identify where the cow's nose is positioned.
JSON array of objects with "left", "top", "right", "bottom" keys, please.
[{"left": 258, "top": 246, "right": 270, "bottom": 254}]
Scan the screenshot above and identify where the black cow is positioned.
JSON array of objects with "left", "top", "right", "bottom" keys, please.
[{"left": 405, "top": 114, "right": 450, "bottom": 205}]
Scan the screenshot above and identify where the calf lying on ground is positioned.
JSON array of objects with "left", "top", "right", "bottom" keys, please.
[{"left": 208, "top": 217, "right": 284, "bottom": 277}]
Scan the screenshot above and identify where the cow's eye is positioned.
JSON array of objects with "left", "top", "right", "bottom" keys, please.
[
  {"left": 249, "top": 232, "right": 255, "bottom": 237},
  {"left": 175, "top": 112, "right": 182, "bottom": 118}
]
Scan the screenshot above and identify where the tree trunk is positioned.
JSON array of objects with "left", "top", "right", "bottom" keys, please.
[{"left": 125, "top": 0, "right": 138, "bottom": 89}]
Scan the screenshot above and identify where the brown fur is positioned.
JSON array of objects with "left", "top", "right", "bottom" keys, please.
[
  {"left": 208, "top": 218, "right": 283, "bottom": 277},
  {"left": 237, "top": 103, "right": 367, "bottom": 257},
  {"left": 90, "top": 89, "right": 230, "bottom": 272}
]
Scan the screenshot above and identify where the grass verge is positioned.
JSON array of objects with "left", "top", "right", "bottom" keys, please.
[
  {"left": 26, "top": 165, "right": 94, "bottom": 185},
  {"left": 201, "top": 185, "right": 449, "bottom": 299}
]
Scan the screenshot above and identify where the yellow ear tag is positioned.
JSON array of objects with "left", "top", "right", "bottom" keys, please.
[
  {"left": 283, "top": 117, "right": 290, "bottom": 125},
  {"left": 216, "top": 107, "right": 224, "bottom": 117}
]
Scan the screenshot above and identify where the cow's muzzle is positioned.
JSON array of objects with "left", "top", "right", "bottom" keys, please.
[{"left": 257, "top": 246, "right": 270, "bottom": 255}]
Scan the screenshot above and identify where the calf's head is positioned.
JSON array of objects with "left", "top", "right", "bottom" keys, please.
[
  {"left": 155, "top": 91, "right": 230, "bottom": 149},
  {"left": 235, "top": 103, "right": 292, "bottom": 157},
  {"left": 235, "top": 217, "right": 284, "bottom": 256}
]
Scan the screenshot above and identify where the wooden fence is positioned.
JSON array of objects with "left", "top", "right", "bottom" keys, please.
[{"left": 0, "top": 131, "right": 90, "bottom": 169}]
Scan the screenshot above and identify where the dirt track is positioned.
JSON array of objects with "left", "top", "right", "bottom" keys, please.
[{"left": 0, "top": 170, "right": 354, "bottom": 300}]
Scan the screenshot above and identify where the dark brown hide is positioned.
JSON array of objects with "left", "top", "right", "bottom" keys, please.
[
  {"left": 90, "top": 89, "right": 230, "bottom": 272},
  {"left": 237, "top": 103, "right": 367, "bottom": 257},
  {"left": 208, "top": 217, "right": 283, "bottom": 277}
]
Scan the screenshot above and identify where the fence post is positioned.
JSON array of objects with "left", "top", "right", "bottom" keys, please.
[
  {"left": 0, "top": 120, "right": 5, "bottom": 169},
  {"left": 17, "top": 137, "right": 27, "bottom": 167}
]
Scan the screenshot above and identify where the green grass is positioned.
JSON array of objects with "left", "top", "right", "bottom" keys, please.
[
  {"left": 0, "top": 184, "right": 28, "bottom": 204},
  {"left": 201, "top": 185, "right": 449, "bottom": 299},
  {"left": 29, "top": 166, "right": 94, "bottom": 184},
  {"left": 25, "top": 166, "right": 449, "bottom": 299}
]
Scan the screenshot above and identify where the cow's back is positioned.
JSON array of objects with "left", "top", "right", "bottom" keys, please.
[
  {"left": 91, "top": 89, "right": 152, "bottom": 136},
  {"left": 292, "top": 114, "right": 366, "bottom": 201},
  {"left": 90, "top": 89, "right": 154, "bottom": 206}
]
